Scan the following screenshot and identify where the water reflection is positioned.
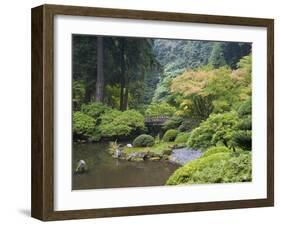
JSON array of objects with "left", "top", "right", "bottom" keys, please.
[{"left": 72, "top": 142, "right": 180, "bottom": 190}]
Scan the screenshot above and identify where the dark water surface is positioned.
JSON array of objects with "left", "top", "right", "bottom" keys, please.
[{"left": 72, "top": 142, "right": 180, "bottom": 190}]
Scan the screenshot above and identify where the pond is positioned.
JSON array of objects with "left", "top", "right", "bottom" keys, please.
[{"left": 72, "top": 142, "right": 180, "bottom": 190}]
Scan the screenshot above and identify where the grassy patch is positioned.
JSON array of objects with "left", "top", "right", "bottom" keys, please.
[{"left": 123, "top": 142, "right": 176, "bottom": 155}]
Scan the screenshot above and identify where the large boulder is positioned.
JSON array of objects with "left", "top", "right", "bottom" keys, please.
[
  {"left": 113, "top": 149, "right": 123, "bottom": 158},
  {"left": 75, "top": 160, "right": 88, "bottom": 174}
]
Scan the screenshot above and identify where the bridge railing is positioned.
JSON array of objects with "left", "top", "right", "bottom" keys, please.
[{"left": 145, "top": 116, "right": 170, "bottom": 124}]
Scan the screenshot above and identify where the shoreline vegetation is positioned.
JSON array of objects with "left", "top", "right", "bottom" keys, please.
[{"left": 73, "top": 36, "right": 252, "bottom": 187}]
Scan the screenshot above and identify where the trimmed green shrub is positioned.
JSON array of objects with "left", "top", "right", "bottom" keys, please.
[
  {"left": 166, "top": 152, "right": 252, "bottom": 185},
  {"left": 133, "top": 134, "right": 155, "bottom": 147},
  {"left": 202, "top": 146, "right": 231, "bottom": 158},
  {"left": 73, "top": 111, "right": 96, "bottom": 138},
  {"left": 99, "top": 110, "right": 145, "bottom": 138},
  {"left": 175, "top": 132, "right": 190, "bottom": 143},
  {"left": 163, "top": 129, "right": 178, "bottom": 142}
]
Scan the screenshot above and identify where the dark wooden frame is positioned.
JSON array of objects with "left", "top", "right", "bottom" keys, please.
[{"left": 31, "top": 4, "right": 274, "bottom": 221}]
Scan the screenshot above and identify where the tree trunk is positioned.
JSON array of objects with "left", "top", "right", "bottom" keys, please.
[
  {"left": 95, "top": 36, "right": 104, "bottom": 102},
  {"left": 119, "top": 79, "right": 125, "bottom": 110},
  {"left": 123, "top": 85, "right": 129, "bottom": 110},
  {"left": 119, "top": 40, "right": 126, "bottom": 110}
]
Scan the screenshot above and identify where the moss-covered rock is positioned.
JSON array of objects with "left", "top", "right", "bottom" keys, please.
[
  {"left": 131, "top": 157, "right": 145, "bottom": 162},
  {"left": 150, "top": 156, "right": 161, "bottom": 161},
  {"left": 74, "top": 160, "right": 88, "bottom": 174}
]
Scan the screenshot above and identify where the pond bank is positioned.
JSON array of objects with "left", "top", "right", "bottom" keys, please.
[
  {"left": 112, "top": 142, "right": 202, "bottom": 165},
  {"left": 72, "top": 142, "right": 180, "bottom": 189}
]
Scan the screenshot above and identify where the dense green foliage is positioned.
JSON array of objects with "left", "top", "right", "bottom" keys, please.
[
  {"left": 202, "top": 146, "right": 231, "bottom": 158},
  {"left": 175, "top": 132, "right": 190, "bottom": 143},
  {"left": 99, "top": 110, "right": 145, "bottom": 138},
  {"left": 145, "top": 102, "right": 176, "bottom": 117},
  {"left": 81, "top": 102, "right": 111, "bottom": 118},
  {"left": 73, "top": 112, "right": 96, "bottom": 139},
  {"left": 209, "top": 43, "right": 226, "bottom": 68},
  {"left": 187, "top": 112, "right": 239, "bottom": 150},
  {"left": 133, "top": 134, "right": 155, "bottom": 147},
  {"left": 162, "top": 115, "right": 183, "bottom": 131},
  {"left": 73, "top": 81, "right": 86, "bottom": 111},
  {"left": 166, "top": 152, "right": 252, "bottom": 185},
  {"left": 232, "top": 98, "right": 252, "bottom": 150},
  {"left": 152, "top": 40, "right": 251, "bottom": 103},
  {"left": 163, "top": 129, "right": 178, "bottom": 142}
]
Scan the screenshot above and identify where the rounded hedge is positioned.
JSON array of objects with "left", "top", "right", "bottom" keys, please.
[
  {"left": 163, "top": 129, "right": 178, "bottom": 142},
  {"left": 133, "top": 134, "right": 155, "bottom": 147},
  {"left": 175, "top": 132, "right": 190, "bottom": 143}
]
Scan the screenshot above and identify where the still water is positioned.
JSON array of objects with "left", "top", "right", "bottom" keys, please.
[{"left": 72, "top": 142, "right": 180, "bottom": 190}]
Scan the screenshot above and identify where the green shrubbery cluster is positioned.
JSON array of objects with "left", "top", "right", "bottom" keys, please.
[
  {"left": 174, "top": 132, "right": 190, "bottom": 144},
  {"left": 202, "top": 146, "right": 231, "bottom": 158},
  {"left": 73, "top": 103, "right": 145, "bottom": 141},
  {"left": 187, "top": 111, "right": 239, "bottom": 150},
  {"left": 145, "top": 102, "right": 176, "bottom": 117},
  {"left": 133, "top": 134, "right": 155, "bottom": 147},
  {"left": 81, "top": 102, "right": 111, "bottom": 118},
  {"left": 166, "top": 151, "right": 252, "bottom": 185},
  {"left": 232, "top": 98, "right": 252, "bottom": 151},
  {"left": 162, "top": 116, "right": 183, "bottom": 131},
  {"left": 162, "top": 129, "right": 178, "bottom": 142},
  {"left": 99, "top": 110, "right": 145, "bottom": 138},
  {"left": 73, "top": 112, "right": 96, "bottom": 139}
]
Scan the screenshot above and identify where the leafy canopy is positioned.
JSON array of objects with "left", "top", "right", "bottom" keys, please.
[
  {"left": 145, "top": 102, "right": 176, "bottom": 117},
  {"left": 81, "top": 102, "right": 111, "bottom": 118},
  {"left": 187, "top": 111, "right": 239, "bottom": 150}
]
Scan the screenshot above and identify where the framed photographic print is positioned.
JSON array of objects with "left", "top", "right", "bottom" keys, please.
[{"left": 31, "top": 4, "right": 274, "bottom": 221}]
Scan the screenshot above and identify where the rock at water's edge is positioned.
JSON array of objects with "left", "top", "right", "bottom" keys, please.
[{"left": 75, "top": 159, "right": 88, "bottom": 174}]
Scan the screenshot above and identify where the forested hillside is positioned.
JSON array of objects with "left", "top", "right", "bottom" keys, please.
[{"left": 152, "top": 39, "right": 251, "bottom": 102}]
